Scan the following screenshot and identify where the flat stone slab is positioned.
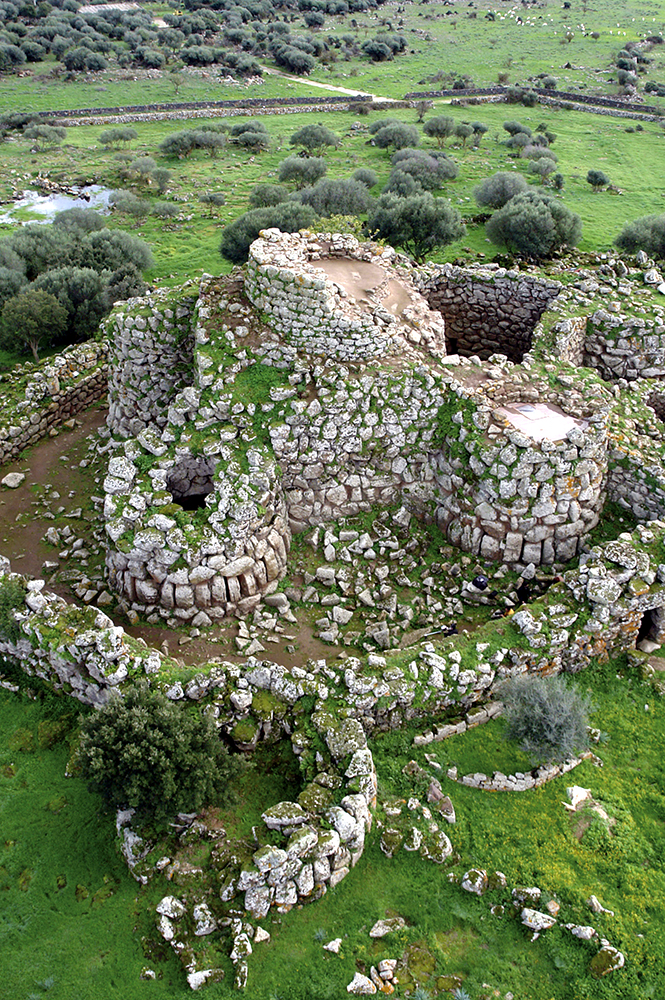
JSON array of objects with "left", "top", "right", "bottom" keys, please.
[{"left": 496, "top": 402, "right": 588, "bottom": 442}]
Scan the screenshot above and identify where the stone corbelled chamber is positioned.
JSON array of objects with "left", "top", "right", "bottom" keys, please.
[{"left": 420, "top": 263, "right": 561, "bottom": 363}]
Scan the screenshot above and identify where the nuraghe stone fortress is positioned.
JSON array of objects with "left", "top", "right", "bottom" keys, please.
[
  {"left": 6, "top": 230, "right": 665, "bottom": 989},
  {"left": 101, "top": 229, "right": 652, "bottom": 621}
]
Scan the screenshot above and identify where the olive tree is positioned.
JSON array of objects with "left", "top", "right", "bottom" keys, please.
[
  {"left": 0, "top": 287, "right": 67, "bottom": 361},
  {"left": 372, "top": 122, "right": 420, "bottom": 151},
  {"left": 278, "top": 155, "right": 328, "bottom": 189},
  {"left": 474, "top": 171, "right": 528, "bottom": 210},
  {"left": 486, "top": 191, "right": 581, "bottom": 259},
  {"left": 423, "top": 115, "right": 455, "bottom": 147},
  {"left": 615, "top": 213, "right": 665, "bottom": 258},
  {"left": 529, "top": 157, "right": 557, "bottom": 184},
  {"left": 587, "top": 169, "right": 610, "bottom": 192},
  {"left": 366, "top": 192, "right": 465, "bottom": 262},
  {"left": 289, "top": 124, "right": 340, "bottom": 154}
]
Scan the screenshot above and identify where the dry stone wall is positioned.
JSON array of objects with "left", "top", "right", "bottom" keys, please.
[
  {"left": 584, "top": 305, "right": 665, "bottom": 382},
  {"left": 245, "top": 229, "right": 447, "bottom": 361},
  {"left": 0, "top": 342, "right": 107, "bottom": 464},
  {"left": 103, "top": 235, "right": 665, "bottom": 609},
  {"left": 432, "top": 360, "right": 610, "bottom": 566},
  {"left": 420, "top": 263, "right": 561, "bottom": 363},
  {"left": 105, "top": 284, "right": 198, "bottom": 438}
]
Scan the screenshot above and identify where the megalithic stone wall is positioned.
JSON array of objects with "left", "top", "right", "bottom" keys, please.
[{"left": 104, "top": 284, "right": 198, "bottom": 439}]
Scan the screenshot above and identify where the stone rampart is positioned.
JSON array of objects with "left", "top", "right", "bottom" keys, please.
[
  {"left": 432, "top": 358, "right": 611, "bottom": 565},
  {"left": 105, "top": 284, "right": 198, "bottom": 438},
  {"left": 245, "top": 229, "right": 446, "bottom": 361}
]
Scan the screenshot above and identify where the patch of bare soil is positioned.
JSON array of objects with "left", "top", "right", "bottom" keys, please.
[{"left": 0, "top": 407, "right": 107, "bottom": 583}]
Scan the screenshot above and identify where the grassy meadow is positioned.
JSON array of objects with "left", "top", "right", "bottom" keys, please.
[
  {"left": 1, "top": 100, "right": 664, "bottom": 285},
  {"left": 4, "top": 657, "right": 665, "bottom": 999},
  {"left": 0, "top": 0, "right": 664, "bottom": 111}
]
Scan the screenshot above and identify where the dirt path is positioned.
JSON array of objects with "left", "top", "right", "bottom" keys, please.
[{"left": 261, "top": 66, "right": 394, "bottom": 103}]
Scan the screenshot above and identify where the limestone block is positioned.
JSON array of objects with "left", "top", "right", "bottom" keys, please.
[{"left": 174, "top": 585, "right": 194, "bottom": 609}]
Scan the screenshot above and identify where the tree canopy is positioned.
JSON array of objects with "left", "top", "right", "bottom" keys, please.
[
  {"left": 289, "top": 124, "right": 340, "bottom": 154},
  {"left": 474, "top": 171, "right": 528, "bottom": 209},
  {"left": 76, "top": 683, "right": 243, "bottom": 828},
  {"left": 486, "top": 190, "right": 581, "bottom": 259},
  {"left": 366, "top": 192, "right": 465, "bottom": 262},
  {"left": 615, "top": 213, "right": 665, "bottom": 258},
  {"left": 0, "top": 287, "right": 67, "bottom": 361},
  {"left": 220, "top": 202, "right": 318, "bottom": 264}
]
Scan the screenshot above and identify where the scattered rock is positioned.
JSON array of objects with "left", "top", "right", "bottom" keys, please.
[
  {"left": 1, "top": 472, "right": 25, "bottom": 488},
  {"left": 369, "top": 917, "right": 406, "bottom": 938},
  {"left": 347, "top": 972, "right": 377, "bottom": 994}
]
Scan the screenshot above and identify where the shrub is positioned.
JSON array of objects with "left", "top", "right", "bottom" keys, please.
[
  {"left": 158, "top": 130, "right": 198, "bottom": 158},
  {"left": 109, "top": 190, "right": 150, "bottom": 218},
  {"left": 352, "top": 167, "right": 377, "bottom": 189},
  {"left": 0, "top": 577, "right": 27, "bottom": 642},
  {"left": 474, "top": 171, "right": 528, "bottom": 209},
  {"left": 384, "top": 169, "right": 423, "bottom": 197},
  {"left": 76, "top": 682, "right": 243, "bottom": 828},
  {"left": 53, "top": 208, "right": 105, "bottom": 233},
  {"left": 587, "top": 169, "right": 610, "bottom": 191},
  {"left": 231, "top": 127, "right": 270, "bottom": 152},
  {"left": 249, "top": 183, "right": 289, "bottom": 208},
  {"left": 486, "top": 190, "right": 581, "bottom": 259},
  {"left": 372, "top": 122, "right": 420, "bottom": 150},
  {"left": 615, "top": 213, "right": 665, "bottom": 258},
  {"left": 152, "top": 202, "right": 180, "bottom": 219},
  {"left": 503, "top": 120, "right": 532, "bottom": 137},
  {"left": 390, "top": 148, "right": 458, "bottom": 189},
  {"left": 295, "top": 178, "right": 370, "bottom": 216},
  {"left": 522, "top": 145, "right": 557, "bottom": 163},
  {"left": 501, "top": 674, "right": 591, "bottom": 765},
  {"left": 368, "top": 117, "right": 402, "bottom": 134},
  {"left": 289, "top": 123, "right": 340, "bottom": 153},
  {"left": 220, "top": 202, "right": 318, "bottom": 264}
]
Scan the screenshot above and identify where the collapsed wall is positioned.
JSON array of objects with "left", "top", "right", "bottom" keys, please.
[{"left": 584, "top": 307, "right": 665, "bottom": 382}]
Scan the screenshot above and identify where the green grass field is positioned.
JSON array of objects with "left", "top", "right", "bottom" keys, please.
[
  {"left": 2, "top": 99, "right": 664, "bottom": 285},
  {"left": 3, "top": 657, "right": 665, "bottom": 999},
  {"left": 1, "top": 0, "right": 665, "bottom": 112}
]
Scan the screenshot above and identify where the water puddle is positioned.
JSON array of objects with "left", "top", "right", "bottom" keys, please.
[{"left": 0, "top": 185, "right": 114, "bottom": 225}]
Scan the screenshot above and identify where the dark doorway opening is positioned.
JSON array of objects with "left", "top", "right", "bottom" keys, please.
[{"left": 637, "top": 609, "right": 658, "bottom": 646}]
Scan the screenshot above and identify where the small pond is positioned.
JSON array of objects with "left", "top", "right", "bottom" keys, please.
[{"left": 0, "top": 185, "right": 114, "bottom": 225}]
